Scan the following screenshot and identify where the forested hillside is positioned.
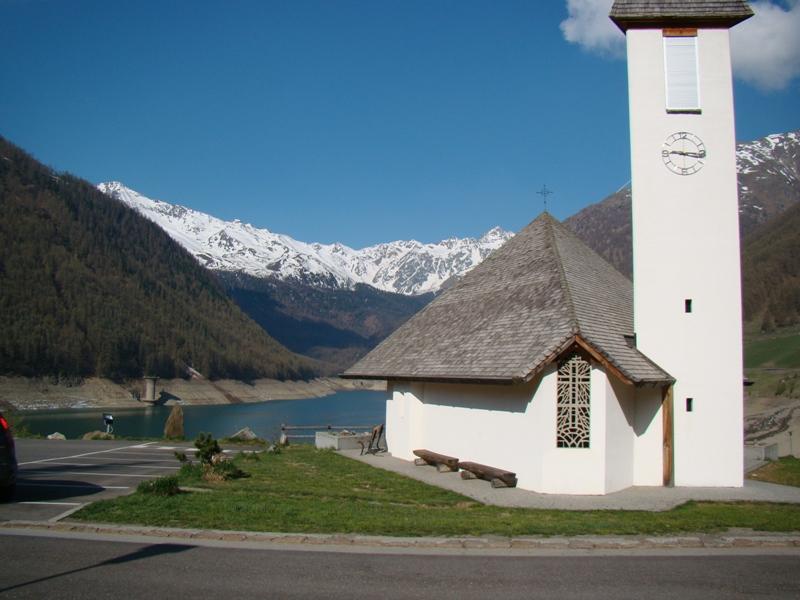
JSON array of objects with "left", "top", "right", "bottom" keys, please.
[
  {"left": 218, "top": 272, "right": 434, "bottom": 371},
  {"left": 741, "top": 201, "right": 800, "bottom": 331},
  {"left": 0, "top": 136, "right": 317, "bottom": 381}
]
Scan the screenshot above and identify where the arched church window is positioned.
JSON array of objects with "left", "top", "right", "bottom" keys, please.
[{"left": 556, "top": 353, "right": 591, "bottom": 448}]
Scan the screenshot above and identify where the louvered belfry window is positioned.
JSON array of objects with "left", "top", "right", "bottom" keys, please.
[
  {"left": 556, "top": 354, "right": 591, "bottom": 448},
  {"left": 664, "top": 32, "right": 700, "bottom": 111}
]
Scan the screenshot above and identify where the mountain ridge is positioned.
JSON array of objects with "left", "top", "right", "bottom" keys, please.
[
  {"left": 100, "top": 130, "right": 799, "bottom": 298},
  {"left": 98, "top": 181, "right": 513, "bottom": 296}
]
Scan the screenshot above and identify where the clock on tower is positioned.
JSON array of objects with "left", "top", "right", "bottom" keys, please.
[{"left": 609, "top": 1, "right": 753, "bottom": 488}]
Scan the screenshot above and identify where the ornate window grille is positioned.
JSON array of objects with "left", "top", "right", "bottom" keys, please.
[{"left": 556, "top": 353, "right": 591, "bottom": 448}]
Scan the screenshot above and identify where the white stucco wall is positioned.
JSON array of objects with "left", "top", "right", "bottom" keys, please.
[
  {"left": 605, "top": 376, "right": 635, "bottom": 493},
  {"left": 631, "top": 386, "right": 665, "bottom": 486},
  {"left": 626, "top": 28, "right": 743, "bottom": 487},
  {"left": 385, "top": 381, "right": 425, "bottom": 461},
  {"left": 385, "top": 364, "right": 665, "bottom": 495},
  {"left": 421, "top": 377, "right": 543, "bottom": 487}
]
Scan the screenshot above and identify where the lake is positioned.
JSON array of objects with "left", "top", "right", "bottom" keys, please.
[{"left": 15, "top": 390, "right": 387, "bottom": 442}]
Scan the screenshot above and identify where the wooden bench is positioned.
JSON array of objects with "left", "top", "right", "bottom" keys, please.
[
  {"left": 359, "top": 424, "right": 385, "bottom": 455},
  {"left": 412, "top": 449, "right": 460, "bottom": 473},
  {"left": 458, "top": 461, "right": 518, "bottom": 488}
]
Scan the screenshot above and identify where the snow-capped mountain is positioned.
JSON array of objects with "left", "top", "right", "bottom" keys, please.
[
  {"left": 98, "top": 182, "right": 512, "bottom": 296},
  {"left": 736, "top": 131, "right": 800, "bottom": 231},
  {"left": 737, "top": 131, "right": 799, "bottom": 178},
  {"left": 565, "top": 129, "right": 800, "bottom": 278}
]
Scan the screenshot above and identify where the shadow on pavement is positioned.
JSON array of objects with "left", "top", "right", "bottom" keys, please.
[
  {"left": 0, "top": 543, "right": 194, "bottom": 594},
  {"left": 11, "top": 479, "right": 107, "bottom": 503}
]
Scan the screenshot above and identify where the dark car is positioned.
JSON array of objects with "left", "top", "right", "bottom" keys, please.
[{"left": 0, "top": 412, "right": 17, "bottom": 501}]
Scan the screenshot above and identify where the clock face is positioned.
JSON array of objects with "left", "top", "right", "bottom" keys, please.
[{"left": 662, "top": 132, "right": 706, "bottom": 176}]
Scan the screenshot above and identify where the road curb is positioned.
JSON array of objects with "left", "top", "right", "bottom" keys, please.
[{"left": 2, "top": 520, "right": 799, "bottom": 551}]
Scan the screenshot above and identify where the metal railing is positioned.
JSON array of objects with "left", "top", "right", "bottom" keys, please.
[{"left": 279, "top": 423, "right": 374, "bottom": 443}]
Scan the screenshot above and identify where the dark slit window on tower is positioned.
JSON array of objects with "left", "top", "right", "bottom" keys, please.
[
  {"left": 686, "top": 398, "right": 693, "bottom": 412},
  {"left": 685, "top": 299, "right": 692, "bottom": 313}
]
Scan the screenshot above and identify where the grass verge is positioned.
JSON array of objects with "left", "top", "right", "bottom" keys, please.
[
  {"left": 744, "top": 326, "right": 800, "bottom": 370},
  {"left": 72, "top": 446, "right": 800, "bottom": 537},
  {"left": 748, "top": 457, "right": 800, "bottom": 488}
]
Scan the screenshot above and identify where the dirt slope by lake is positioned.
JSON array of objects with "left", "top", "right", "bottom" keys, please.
[{"left": 0, "top": 376, "right": 385, "bottom": 411}]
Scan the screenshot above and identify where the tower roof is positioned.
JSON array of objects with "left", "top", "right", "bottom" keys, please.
[
  {"left": 343, "top": 213, "right": 672, "bottom": 386},
  {"left": 609, "top": 1, "right": 753, "bottom": 31}
]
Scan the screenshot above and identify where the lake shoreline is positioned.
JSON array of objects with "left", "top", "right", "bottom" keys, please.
[{"left": 0, "top": 375, "right": 386, "bottom": 412}]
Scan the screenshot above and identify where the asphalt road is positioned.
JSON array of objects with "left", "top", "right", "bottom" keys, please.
[
  {"left": 1, "top": 439, "right": 196, "bottom": 521},
  {"left": 0, "top": 533, "right": 799, "bottom": 599}
]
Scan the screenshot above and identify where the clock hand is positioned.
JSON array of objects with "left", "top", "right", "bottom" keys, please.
[{"left": 669, "top": 150, "right": 706, "bottom": 158}]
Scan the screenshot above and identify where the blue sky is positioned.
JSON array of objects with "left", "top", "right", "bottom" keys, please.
[{"left": 1, "top": 0, "right": 798, "bottom": 247}]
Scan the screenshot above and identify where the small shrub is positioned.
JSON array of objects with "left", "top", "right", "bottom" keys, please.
[
  {"left": 194, "top": 432, "right": 221, "bottom": 465},
  {"left": 179, "top": 463, "right": 203, "bottom": 483},
  {"left": 82, "top": 431, "right": 114, "bottom": 440},
  {"left": 137, "top": 475, "right": 181, "bottom": 496},
  {"left": 220, "top": 437, "right": 268, "bottom": 446},
  {"left": 203, "top": 461, "right": 248, "bottom": 482},
  {"left": 174, "top": 451, "right": 189, "bottom": 463},
  {"left": 9, "top": 422, "right": 40, "bottom": 439}
]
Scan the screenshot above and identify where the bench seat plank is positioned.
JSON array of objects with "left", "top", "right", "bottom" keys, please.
[
  {"left": 458, "top": 460, "right": 518, "bottom": 488},
  {"left": 412, "top": 449, "right": 460, "bottom": 472}
]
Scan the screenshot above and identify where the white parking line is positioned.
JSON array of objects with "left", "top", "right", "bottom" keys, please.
[
  {"left": 25, "top": 462, "right": 96, "bottom": 467},
  {"left": 19, "top": 501, "right": 82, "bottom": 506},
  {"left": 84, "top": 456, "right": 182, "bottom": 463},
  {"left": 33, "top": 454, "right": 181, "bottom": 462},
  {"left": 17, "top": 482, "right": 130, "bottom": 490},
  {"left": 27, "top": 461, "right": 175, "bottom": 470},
  {"left": 19, "top": 442, "right": 158, "bottom": 466},
  {"left": 50, "top": 504, "right": 88, "bottom": 522},
  {"left": 57, "top": 458, "right": 180, "bottom": 464},
  {"left": 48, "top": 471, "right": 156, "bottom": 478}
]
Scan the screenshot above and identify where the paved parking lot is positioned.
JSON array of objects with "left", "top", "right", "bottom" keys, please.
[{"left": 1, "top": 439, "right": 203, "bottom": 522}]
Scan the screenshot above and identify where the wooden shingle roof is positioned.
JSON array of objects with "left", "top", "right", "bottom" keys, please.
[
  {"left": 343, "top": 213, "right": 672, "bottom": 386},
  {"left": 609, "top": 1, "right": 753, "bottom": 31}
]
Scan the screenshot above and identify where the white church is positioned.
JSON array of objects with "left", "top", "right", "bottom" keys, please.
[{"left": 344, "top": 1, "right": 752, "bottom": 495}]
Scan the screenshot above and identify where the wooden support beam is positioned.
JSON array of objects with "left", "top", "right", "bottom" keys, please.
[
  {"left": 663, "top": 28, "right": 697, "bottom": 37},
  {"left": 573, "top": 336, "right": 634, "bottom": 386},
  {"left": 662, "top": 385, "right": 674, "bottom": 487}
]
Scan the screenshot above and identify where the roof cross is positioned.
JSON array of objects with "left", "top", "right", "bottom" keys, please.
[{"left": 537, "top": 185, "right": 553, "bottom": 212}]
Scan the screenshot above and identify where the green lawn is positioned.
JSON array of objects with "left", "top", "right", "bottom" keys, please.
[
  {"left": 749, "top": 457, "right": 800, "bottom": 488},
  {"left": 743, "top": 326, "right": 800, "bottom": 398},
  {"left": 72, "top": 446, "right": 800, "bottom": 537},
  {"left": 744, "top": 327, "right": 800, "bottom": 369}
]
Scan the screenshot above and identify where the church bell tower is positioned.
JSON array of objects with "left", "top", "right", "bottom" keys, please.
[{"left": 609, "top": 1, "right": 753, "bottom": 486}]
